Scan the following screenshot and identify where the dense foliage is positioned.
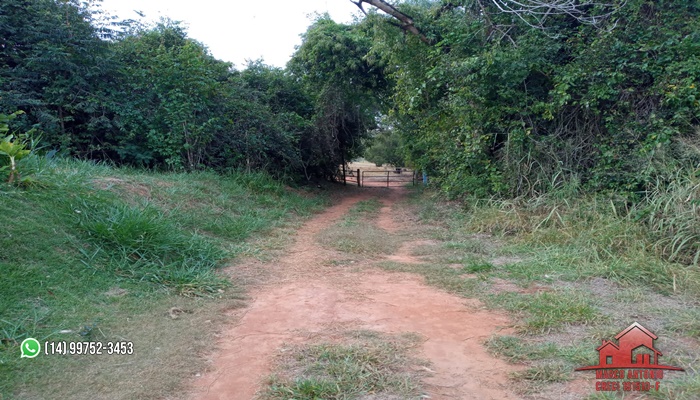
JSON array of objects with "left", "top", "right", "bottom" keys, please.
[
  {"left": 364, "top": 127, "right": 406, "bottom": 167},
  {"left": 0, "top": 1, "right": 379, "bottom": 179},
  {"left": 358, "top": 0, "right": 700, "bottom": 199},
  {"left": 353, "top": 0, "right": 698, "bottom": 263},
  {"left": 0, "top": 0, "right": 113, "bottom": 153},
  {"left": 2, "top": 1, "right": 698, "bottom": 262}
]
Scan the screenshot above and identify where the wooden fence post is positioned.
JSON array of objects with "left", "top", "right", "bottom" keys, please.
[
  {"left": 342, "top": 163, "right": 346, "bottom": 186},
  {"left": 357, "top": 169, "right": 361, "bottom": 187}
]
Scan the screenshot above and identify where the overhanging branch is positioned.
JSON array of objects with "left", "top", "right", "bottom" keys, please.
[
  {"left": 489, "top": 0, "right": 624, "bottom": 29},
  {"left": 351, "top": 0, "right": 432, "bottom": 44},
  {"left": 354, "top": 0, "right": 625, "bottom": 41}
]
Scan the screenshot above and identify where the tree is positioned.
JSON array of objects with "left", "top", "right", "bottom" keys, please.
[
  {"left": 485, "top": 0, "right": 622, "bottom": 29},
  {"left": 354, "top": 0, "right": 700, "bottom": 198},
  {"left": 0, "top": 0, "right": 116, "bottom": 155},
  {"left": 111, "top": 22, "right": 231, "bottom": 170},
  {"left": 207, "top": 64, "right": 306, "bottom": 175},
  {"left": 351, "top": 0, "right": 432, "bottom": 43},
  {"left": 288, "top": 16, "right": 388, "bottom": 180},
  {"left": 364, "top": 127, "right": 406, "bottom": 167}
]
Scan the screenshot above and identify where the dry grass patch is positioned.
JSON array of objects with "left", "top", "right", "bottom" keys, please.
[
  {"left": 317, "top": 198, "right": 398, "bottom": 257},
  {"left": 260, "top": 330, "right": 429, "bottom": 400},
  {"left": 317, "top": 223, "right": 397, "bottom": 256}
]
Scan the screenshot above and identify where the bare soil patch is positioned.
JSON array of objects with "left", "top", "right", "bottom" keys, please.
[{"left": 187, "top": 187, "right": 522, "bottom": 400}]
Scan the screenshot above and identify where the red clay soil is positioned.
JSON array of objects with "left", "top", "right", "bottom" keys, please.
[{"left": 188, "top": 188, "right": 522, "bottom": 400}]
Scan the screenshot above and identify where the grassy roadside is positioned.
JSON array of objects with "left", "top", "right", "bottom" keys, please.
[
  {"left": 378, "top": 187, "right": 700, "bottom": 399},
  {"left": 0, "top": 158, "right": 326, "bottom": 399}
]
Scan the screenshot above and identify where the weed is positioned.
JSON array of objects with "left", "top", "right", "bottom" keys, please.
[
  {"left": 412, "top": 240, "right": 492, "bottom": 266},
  {"left": 318, "top": 223, "right": 396, "bottom": 255},
  {"left": 395, "top": 189, "right": 700, "bottom": 398},
  {"left": 641, "top": 172, "right": 700, "bottom": 265},
  {"left": 584, "top": 393, "right": 622, "bottom": 400},
  {"left": 261, "top": 331, "right": 426, "bottom": 400},
  {"left": 511, "top": 362, "right": 571, "bottom": 383},
  {"left": 464, "top": 262, "right": 494, "bottom": 273},
  {"left": 485, "top": 335, "right": 555, "bottom": 363},
  {"left": 488, "top": 290, "right": 600, "bottom": 334},
  {"left": 267, "top": 377, "right": 338, "bottom": 399},
  {"left": 0, "top": 309, "right": 51, "bottom": 346},
  {"left": 0, "top": 111, "right": 38, "bottom": 185},
  {"left": 443, "top": 239, "right": 490, "bottom": 254},
  {"left": 648, "top": 372, "right": 700, "bottom": 400},
  {"left": 350, "top": 198, "right": 383, "bottom": 215},
  {"left": 486, "top": 336, "right": 595, "bottom": 366},
  {"left": 335, "top": 198, "right": 383, "bottom": 228},
  {"left": 318, "top": 198, "right": 396, "bottom": 256},
  {"left": 665, "top": 308, "right": 700, "bottom": 339}
]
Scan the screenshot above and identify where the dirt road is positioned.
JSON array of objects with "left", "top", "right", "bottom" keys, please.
[{"left": 188, "top": 187, "right": 521, "bottom": 399}]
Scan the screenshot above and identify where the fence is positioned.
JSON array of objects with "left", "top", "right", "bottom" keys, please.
[{"left": 343, "top": 168, "right": 416, "bottom": 188}]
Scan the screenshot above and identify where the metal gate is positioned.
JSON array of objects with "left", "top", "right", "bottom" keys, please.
[{"left": 343, "top": 168, "right": 416, "bottom": 187}]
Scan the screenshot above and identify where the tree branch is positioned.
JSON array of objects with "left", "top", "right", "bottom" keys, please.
[
  {"left": 351, "top": 0, "right": 432, "bottom": 44},
  {"left": 350, "top": 1, "right": 367, "bottom": 15},
  {"left": 488, "top": 0, "right": 624, "bottom": 29},
  {"left": 355, "top": 0, "right": 625, "bottom": 42}
]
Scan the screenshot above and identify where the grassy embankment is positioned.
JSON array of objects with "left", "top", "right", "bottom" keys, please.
[{"left": 0, "top": 158, "right": 325, "bottom": 399}]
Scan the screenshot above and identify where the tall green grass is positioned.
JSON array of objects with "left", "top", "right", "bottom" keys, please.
[
  {"left": 78, "top": 203, "right": 228, "bottom": 297},
  {"left": 639, "top": 171, "right": 700, "bottom": 265},
  {"left": 422, "top": 187, "right": 700, "bottom": 296}
]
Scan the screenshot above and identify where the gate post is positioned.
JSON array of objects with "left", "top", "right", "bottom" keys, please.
[
  {"left": 357, "top": 169, "right": 361, "bottom": 187},
  {"left": 342, "top": 163, "right": 346, "bottom": 186},
  {"left": 386, "top": 171, "right": 390, "bottom": 187}
]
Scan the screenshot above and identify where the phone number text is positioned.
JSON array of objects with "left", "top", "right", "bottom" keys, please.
[{"left": 44, "top": 341, "right": 134, "bottom": 356}]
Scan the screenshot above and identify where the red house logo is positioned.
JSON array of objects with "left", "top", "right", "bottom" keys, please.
[{"left": 576, "top": 322, "right": 684, "bottom": 371}]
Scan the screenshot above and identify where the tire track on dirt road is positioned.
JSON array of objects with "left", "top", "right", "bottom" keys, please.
[{"left": 188, "top": 187, "right": 521, "bottom": 400}]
